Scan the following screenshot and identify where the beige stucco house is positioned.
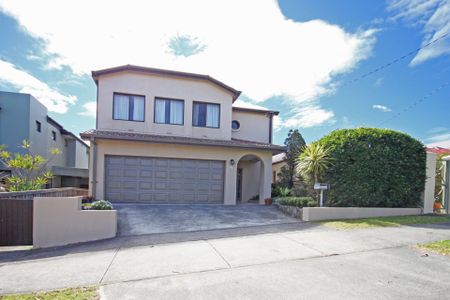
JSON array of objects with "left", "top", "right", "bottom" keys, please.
[
  {"left": 272, "top": 152, "right": 287, "bottom": 183},
  {"left": 81, "top": 65, "right": 284, "bottom": 205}
]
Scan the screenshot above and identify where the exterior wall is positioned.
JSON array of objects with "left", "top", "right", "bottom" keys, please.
[
  {"left": 66, "top": 140, "right": 76, "bottom": 167},
  {"left": 272, "top": 161, "right": 287, "bottom": 183},
  {"left": 28, "top": 95, "right": 48, "bottom": 158},
  {"left": 423, "top": 152, "right": 437, "bottom": 214},
  {"left": 46, "top": 121, "right": 67, "bottom": 168},
  {"left": 96, "top": 72, "right": 234, "bottom": 140},
  {"left": 90, "top": 139, "right": 272, "bottom": 205},
  {"left": 0, "top": 92, "right": 30, "bottom": 156},
  {"left": 74, "top": 141, "right": 89, "bottom": 169},
  {"left": 302, "top": 207, "right": 423, "bottom": 221},
  {"left": 238, "top": 160, "right": 261, "bottom": 202},
  {"left": 231, "top": 110, "right": 271, "bottom": 143},
  {"left": 33, "top": 196, "right": 117, "bottom": 248}
]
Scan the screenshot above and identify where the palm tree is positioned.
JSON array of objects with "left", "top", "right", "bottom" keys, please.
[{"left": 295, "top": 143, "right": 333, "bottom": 184}]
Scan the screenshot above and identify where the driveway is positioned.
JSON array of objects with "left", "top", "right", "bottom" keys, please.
[{"left": 116, "top": 203, "right": 300, "bottom": 236}]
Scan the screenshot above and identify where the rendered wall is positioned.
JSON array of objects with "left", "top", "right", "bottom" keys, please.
[
  {"left": 231, "top": 110, "right": 270, "bottom": 143},
  {"left": 272, "top": 161, "right": 287, "bottom": 183},
  {"left": 96, "top": 72, "right": 234, "bottom": 140},
  {"left": 302, "top": 207, "right": 423, "bottom": 221},
  {"left": 90, "top": 139, "right": 273, "bottom": 205},
  {"left": 423, "top": 152, "right": 437, "bottom": 214},
  {"left": 0, "top": 92, "right": 30, "bottom": 156},
  {"left": 238, "top": 160, "right": 261, "bottom": 202},
  {"left": 33, "top": 196, "right": 117, "bottom": 248}
]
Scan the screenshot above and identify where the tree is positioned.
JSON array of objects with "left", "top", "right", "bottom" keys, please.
[
  {"left": 296, "top": 143, "right": 333, "bottom": 184},
  {"left": 0, "top": 140, "right": 60, "bottom": 191},
  {"left": 282, "top": 129, "right": 306, "bottom": 188}
]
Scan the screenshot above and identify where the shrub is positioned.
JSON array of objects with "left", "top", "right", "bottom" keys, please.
[
  {"left": 91, "top": 200, "right": 114, "bottom": 210},
  {"left": 271, "top": 184, "right": 291, "bottom": 197},
  {"left": 317, "top": 128, "right": 426, "bottom": 208},
  {"left": 275, "top": 197, "right": 316, "bottom": 207}
]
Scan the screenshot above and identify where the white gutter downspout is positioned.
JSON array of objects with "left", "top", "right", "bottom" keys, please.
[{"left": 91, "top": 138, "right": 97, "bottom": 199}]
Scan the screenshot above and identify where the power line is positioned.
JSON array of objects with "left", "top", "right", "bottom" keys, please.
[
  {"left": 377, "top": 80, "right": 450, "bottom": 127},
  {"left": 341, "top": 31, "right": 450, "bottom": 87},
  {"left": 291, "top": 31, "right": 449, "bottom": 101}
]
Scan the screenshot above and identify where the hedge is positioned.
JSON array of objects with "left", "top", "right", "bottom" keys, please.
[
  {"left": 275, "top": 197, "right": 316, "bottom": 207},
  {"left": 317, "top": 128, "right": 426, "bottom": 208}
]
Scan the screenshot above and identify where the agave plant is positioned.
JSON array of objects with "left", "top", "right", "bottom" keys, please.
[{"left": 295, "top": 143, "right": 333, "bottom": 184}]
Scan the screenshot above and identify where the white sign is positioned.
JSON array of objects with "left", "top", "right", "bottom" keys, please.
[{"left": 314, "top": 183, "right": 329, "bottom": 190}]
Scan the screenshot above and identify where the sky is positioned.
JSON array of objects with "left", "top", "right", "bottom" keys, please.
[{"left": 0, "top": 0, "right": 449, "bottom": 147}]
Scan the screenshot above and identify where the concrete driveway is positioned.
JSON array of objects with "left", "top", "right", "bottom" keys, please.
[{"left": 116, "top": 203, "right": 300, "bottom": 236}]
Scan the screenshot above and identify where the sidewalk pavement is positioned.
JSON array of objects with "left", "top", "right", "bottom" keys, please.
[{"left": 1, "top": 223, "right": 450, "bottom": 297}]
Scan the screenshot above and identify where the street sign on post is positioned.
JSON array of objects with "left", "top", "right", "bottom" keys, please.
[{"left": 314, "top": 183, "right": 329, "bottom": 207}]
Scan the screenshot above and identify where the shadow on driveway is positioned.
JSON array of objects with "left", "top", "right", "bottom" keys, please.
[{"left": 0, "top": 204, "right": 319, "bottom": 264}]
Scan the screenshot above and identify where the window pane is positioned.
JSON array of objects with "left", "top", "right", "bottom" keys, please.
[
  {"left": 132, "top": 96, "right": 145, "bottom": 121},
  {"left": 193, "top": 103, "right": 200, "bottom": 126},
  {"left": 155, "top": 99, "right": 166, "bottom": 123},
  {"left": 114, "top": 94, "right": 130, "bottom": 120},
  {"left": 170, "top": 100, "right": 183, "bottom": 124},
  {"left": 206, "top": 104, "right": 219, "bottom": 128},
  {"left": 193, "top": 103, "right": 207, "bottom": 126}
]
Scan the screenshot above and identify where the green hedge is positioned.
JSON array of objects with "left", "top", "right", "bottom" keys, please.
[
  {"left": 317, "top": 128, "right": 426, "bottom": 207},
  {"left": 275, "top": 197, "right": 316, "bottom": 207}
]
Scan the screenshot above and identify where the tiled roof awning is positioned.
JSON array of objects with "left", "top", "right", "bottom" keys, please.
[{"left": 80, "top": 129, "right": 285, "bottom": 153}]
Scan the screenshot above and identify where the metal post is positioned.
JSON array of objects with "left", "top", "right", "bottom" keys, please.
[
  {"left": 320, "top": 190, "right": 324, "bottom": 207},
  {"left": 444, "top": 159, "right": 450, "bottom": 214}
]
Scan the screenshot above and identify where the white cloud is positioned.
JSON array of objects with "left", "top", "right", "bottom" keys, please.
[
  {"left": 0, "top": 0, "right": 377, "bottom": 122},
  {"left": 372, "top": 104, "right": 392, "bottom": 112},
  {"left": 427, "top": 126, "right": 448, "bottom": 134},
  {"left": 281, "top": 101, "right": 335, "bottom": 128},
  {"left": 272, "top": 115, "right": 283, "bottom": 131},
  {"left": 426, "top": 130, "right": 450, "bottom": 148},
  {"left": 387, "top": 0, "right": 450, "bottom": 65},
  {"left": 78, "top": 101, "right": 96, "bottom": 117},
  {"left": 0, "top": 59, "right": 76, "bottom": 113}
]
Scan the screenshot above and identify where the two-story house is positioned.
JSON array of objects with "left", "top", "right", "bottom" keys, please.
[
  {"left": 80, "top": 65, "right": 284, "bottom": 205},
  {"left": 0, "top": 91, "right": 89, "bottom": 188}
]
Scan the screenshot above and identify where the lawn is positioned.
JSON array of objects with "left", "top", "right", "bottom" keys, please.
[
  {"left": 320, "top": 215, "right": 450, "bottom": 230},
  {"left": 419, "top": 240, "right": 450, "bottom": 256},
  {"left": 0, "top": 286, "right": 98, "bottom": 300}
]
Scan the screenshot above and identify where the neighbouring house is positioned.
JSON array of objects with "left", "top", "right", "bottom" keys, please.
[
  {"left": 272, "top": 152, "right": 287, "bottom": 183},
  {"left": 80, "top": 65, "right": 284, "bottom": 204},
  {"left": 0, "top": 91, "right": 89, "bottom": 188},
  {"left": 426, "top": 147, "right": 450, "bottom": 155}
]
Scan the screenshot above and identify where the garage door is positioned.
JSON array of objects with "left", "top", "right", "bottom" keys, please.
[{"left": 104, "top": 155, "right": 225, "bottom": 203}]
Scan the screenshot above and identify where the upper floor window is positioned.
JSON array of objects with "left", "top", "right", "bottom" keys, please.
[
  {"left": 51, "top": 131, "right": 56, "bottom": 141},
  {"left": 113, "top": 93, "right": 145, "bottom": 122},
  {"left": 193, "top": 102, "right": 220, "bottom": 128},
  {"left": 154, "top": 98, "right": 184, "bottom": 125},
  {"left": 36, "top": 121, "right": 41, "bottom": 132}
]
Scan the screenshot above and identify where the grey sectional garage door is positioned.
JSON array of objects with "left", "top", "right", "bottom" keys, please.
[{"left": 104, "top": 155, "right": 225, "bottom": 203}]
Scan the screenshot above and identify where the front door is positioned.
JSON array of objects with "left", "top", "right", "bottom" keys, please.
[{"left": 236, "top": 168, "right": 243, "bottom": 202}]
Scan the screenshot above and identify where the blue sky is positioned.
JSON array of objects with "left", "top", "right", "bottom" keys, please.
[{"left": 0, "top": 0, "right": 449, "bottom": 147}]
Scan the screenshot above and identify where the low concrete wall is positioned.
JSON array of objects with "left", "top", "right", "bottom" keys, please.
[
  {"left": 33, "top": 196, "right": 117, "bottom": 248},
  {"left": 302, "top": 207, "right": 423, "bottom": 222},
  {"left": 0, "top": 187, "right": 88, "bottom": 200}
]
